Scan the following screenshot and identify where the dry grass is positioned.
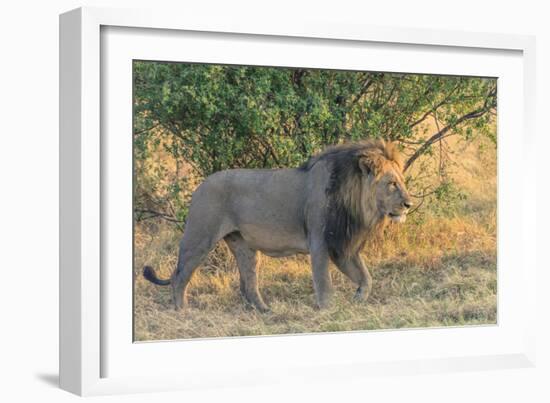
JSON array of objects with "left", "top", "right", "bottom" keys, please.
[{"left": 133, "top": 136, "right": 497, "bottom": 341}]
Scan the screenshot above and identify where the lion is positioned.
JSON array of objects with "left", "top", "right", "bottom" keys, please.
[{"left": 143, "top": 139, "right": 412, "bottom": 311}]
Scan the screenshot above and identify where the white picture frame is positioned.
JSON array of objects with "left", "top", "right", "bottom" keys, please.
[{"left": 59, "top": 6, "right": 537, "bottom": 396}]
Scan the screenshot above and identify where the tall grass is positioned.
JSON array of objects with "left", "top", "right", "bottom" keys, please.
[{"left": 133, "top": 136, "right": 496, "bottom": 341}]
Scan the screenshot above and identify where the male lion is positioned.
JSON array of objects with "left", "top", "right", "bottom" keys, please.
[{"left": 143, "top": 139, "right": 412, "bottom": 311}]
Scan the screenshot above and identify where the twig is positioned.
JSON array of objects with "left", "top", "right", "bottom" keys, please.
[
  {"left": 407, "top": 197, "right": 426, "bottom": 215},
  {"left": 133, "top": 123, "right": 161, "bottom": 136},
  {"left": 134, "top": 208, "right": 185, "bottom": 224}
]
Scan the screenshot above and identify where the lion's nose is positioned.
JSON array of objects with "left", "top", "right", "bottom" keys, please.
[{"left": 403, "top": 200, "right": 412, "bottom": 209}]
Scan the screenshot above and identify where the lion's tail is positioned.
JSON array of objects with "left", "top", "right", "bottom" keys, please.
[{"left": 143, "top": 266, "right": 171, "bottom": 286}]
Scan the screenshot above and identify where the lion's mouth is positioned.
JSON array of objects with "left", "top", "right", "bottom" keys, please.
[{"left": 388, "top": 212, "right": 407, "bottom": 223}]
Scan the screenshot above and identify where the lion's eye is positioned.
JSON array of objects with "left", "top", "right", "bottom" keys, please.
[{"left": 389, "top": 182, "right": 397, "bottom": 190}]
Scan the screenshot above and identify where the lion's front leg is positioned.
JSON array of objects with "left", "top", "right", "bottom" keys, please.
[
  {"left": 353, "top": 254, "right": 372, "bottom": 301},
  {"left": 334, "top": 254, "right": 372, "bottom": 302},
  {"left": 310, "top": 240, "right": 333, "bottom": 309}
]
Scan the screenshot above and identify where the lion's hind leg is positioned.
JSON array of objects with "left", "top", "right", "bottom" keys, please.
[
  {"left": 171, "top": 238, "right": 212, "bottom": 311},
  {"left": 171, "top": 219, "right": 233, "bottom": 310},
  {"left": 224, "top": 232, "right": 269, "bottom": 313}
]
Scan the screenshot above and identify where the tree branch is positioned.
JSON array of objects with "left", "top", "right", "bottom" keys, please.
[
  {"left": 349, "top": 76, "right": 375, "bottom": 107},
  {"left": 408, "top": 82, "right": 461, "bottom": 130},
  {"left": 257, "top": 136, "right": 281, "bottom": 166},
  {"left": 404, "top": 106, "right": 491, "bottom": 172},
  {"left": 133, "top": 123, "right": 161, "bottom": 136},
  {"left": 134, "top": 208, "right": 185, "bottom": 223}
]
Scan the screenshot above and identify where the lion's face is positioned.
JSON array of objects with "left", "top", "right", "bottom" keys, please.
[
  {"left": 357, "top": 145, "right": 412, "bottom": 224},
  {"left": 374, "top": 165, "right": 412, "bottom": 223}
]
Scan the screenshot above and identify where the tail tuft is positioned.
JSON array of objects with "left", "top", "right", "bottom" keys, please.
[{"left": 143, "top": 265, "right": 171, "bottom": 286}]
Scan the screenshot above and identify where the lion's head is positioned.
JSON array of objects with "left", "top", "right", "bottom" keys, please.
[
  {"left": 306, "top": 139, "right": 412, "bottom": 261},
  {"left": 356, "top": 141, "right": 412, "bottom": 224}
]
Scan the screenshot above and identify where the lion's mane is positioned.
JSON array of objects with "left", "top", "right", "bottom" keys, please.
[{"left": 300, "top": 140, "right": 402, "bottom": 261}]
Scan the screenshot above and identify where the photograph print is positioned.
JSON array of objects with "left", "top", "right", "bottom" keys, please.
[{"left": 133, "top": 61, "right": 497, "bottom": 341}]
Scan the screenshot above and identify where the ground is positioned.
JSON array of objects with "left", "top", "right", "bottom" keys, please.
[{"left": 133, "top": 135, "right": 497, "bottom": 341}]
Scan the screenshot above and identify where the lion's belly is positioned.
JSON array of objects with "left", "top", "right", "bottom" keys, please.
[{"left": 238, "top": 223, "right": 309, "bottom": 257}]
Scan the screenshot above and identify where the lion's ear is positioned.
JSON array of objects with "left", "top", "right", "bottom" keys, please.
[
  {"left": 385, "top": 141, "right": 404, "bottom": 171},
  {"left": 358, "top": 150, "right": 385, "bottom": 176}
]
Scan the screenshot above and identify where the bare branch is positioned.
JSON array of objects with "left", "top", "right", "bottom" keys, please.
[
  {"left": 404, "top": 106, "right": 492, "bottom": 172},
  {"left": 133, "top": 123, "right": 161, "bottom": 136},
  {"left": 349, "top": 77, "right": 375, "bottom": 106},
  {"left": 407, "top": 197, "right": 426, "bottom": 215},
  {"left": 408, "top": 82, "right": 461, "bottom": 129},
  {"left": 134, "top": 208, "right": 185, "bottom": 223}
]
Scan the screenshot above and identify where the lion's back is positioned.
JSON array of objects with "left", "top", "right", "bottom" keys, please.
[
  {"left": 187, "top": 167, "right": 319, "bottom": 253},
  {"left": 200, "top": 167, "right": 308, "bottom": 215}
]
